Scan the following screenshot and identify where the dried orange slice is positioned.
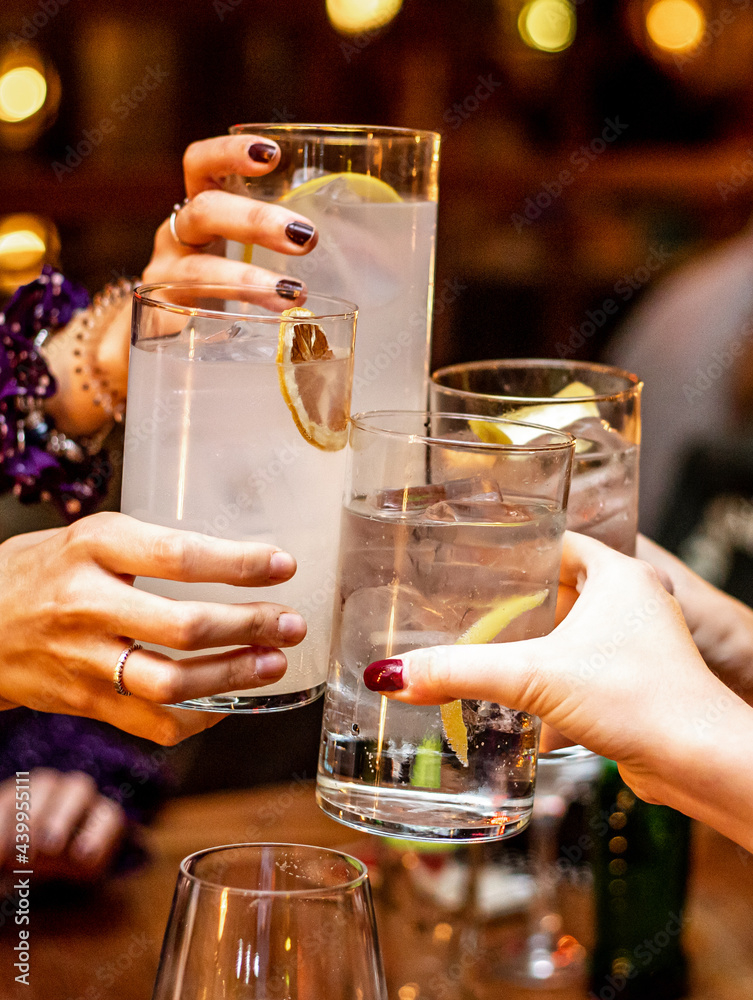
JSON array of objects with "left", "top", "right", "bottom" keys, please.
[
  {"left": 277, "top": 307, "right": 350, "bottom": 451},
  {"left": 441, "top": 590, "right": 548, "bottom": 766}
]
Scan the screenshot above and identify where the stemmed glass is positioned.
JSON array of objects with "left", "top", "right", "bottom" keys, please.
[
  {"left": 151, "top": 842, "right": 387, "bottom": 999},
  {"left": 430, "top": 360, "right": 642, "bottom": 987}
]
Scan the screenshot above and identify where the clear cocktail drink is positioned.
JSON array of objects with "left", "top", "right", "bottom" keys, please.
[
  {"left": 121, "top": 284, "right": 356, "bottom": 712},
  {"left": 316, "top": 412, "right": 574, "bottom": 841},
  {"left": 226, "top": 125, "right": 440, "bottom": 414},
  {"left": 430, "top": 361, "right": 642, "bottom": 555}
]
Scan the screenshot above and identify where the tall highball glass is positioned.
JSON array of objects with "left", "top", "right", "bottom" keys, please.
[
  {"left": 121, "top": 283, "right": 356, "bottom": 712},
  {"left": 225, "top": 124, "right": 440, "bottom": 413},
  {"left": 151, "top": 843, "right": 387, "bottom": 1000},
  {"left": 316, "top": 410, "right": 574, "bottom": 842}
]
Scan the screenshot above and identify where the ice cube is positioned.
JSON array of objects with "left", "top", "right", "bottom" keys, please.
[
  {"left": 336, "top": 584, "right": 457, "bottom": 670},
  {"left": 567, "top": 416, "right": 628, "bottom": 455},
  {"left": 376, "top": 476, "right": 502, "bottom": 514},
  {"left": 445, "top": 475, "right": 502, "bottom": 503},
  {"left": 425, "top": 499, "right": 533, "bottom": 524},
  {"left": 376, "top": 484, "right": 447, "bottom": 512}
]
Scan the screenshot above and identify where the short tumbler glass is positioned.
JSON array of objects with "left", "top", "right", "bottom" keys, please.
[
  {"left": 316, "top": 410, "right": 574, "bottom": 842},
  {"left": 431, "top": 360, "right": 641, "bottom": 554},
  {"left": 151, "top": 843, "right": 387, "bottom": 1000}
]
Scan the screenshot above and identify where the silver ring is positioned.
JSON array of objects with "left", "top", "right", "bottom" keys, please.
[
  {"left": 169, "top": 197, "right": 212, "bottom": 251},
  {"left": 113, "top": 641, "right": 142, "bottom": 697}
]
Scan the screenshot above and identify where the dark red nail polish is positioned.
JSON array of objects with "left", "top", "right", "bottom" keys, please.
[
  {"left": 285, "top": 221, "right": 315, "bottom": 246},
  {"left": 276, "top": 279, "right": 304, "bottom": 300},
  {"left": 364, "top": 658, "right": 404, "bottom": 692},
  {"left": 248, "top": 142, "right": 277, "bottom": 163}
]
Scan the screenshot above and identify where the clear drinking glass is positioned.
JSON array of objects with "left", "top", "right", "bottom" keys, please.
[
  {"left": 121, "top": 283, "right": 356, "bottom": 712},
  {"left": 431, "top": 360, "right": 642, "bottom": 554},
  {"left": 430, "top": 360, "right": 642, "bottom": 985},
  {"left": 151, "top": 843, "right": 387, "bottom": 1000},
  {"left": 316, "top": 410, "right": 574, "bottom": 842},
  {"left": 225, "top": 124, "right": 440, "bottom": 414}
]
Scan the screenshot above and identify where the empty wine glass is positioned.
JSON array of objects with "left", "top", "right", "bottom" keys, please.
[{"left": 152, "top": 842, "right": 387, "bottom": 999}]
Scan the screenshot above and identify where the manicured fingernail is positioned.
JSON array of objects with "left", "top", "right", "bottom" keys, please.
[
  {"left": 276, "top": 279, "right": 304, "bottom": 301},
  {"left": 248, "top": 142, "right": 277, "bottom": 163},
  {"left": 256, "top": 650, "right": 287, "bottom": 679},
  {"left": 269, "top": 551, "right": 296, "bottom": 578},
  {"left": 278, "top": 612, "right": 306, "bottom": 641},
  {"left": 285, "top": 221, "right": 315, "bottom": 246},
  {"left": 364, "top": 659, "right": 404, "bottom": 692}
]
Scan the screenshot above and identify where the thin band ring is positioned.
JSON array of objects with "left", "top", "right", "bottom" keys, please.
[
  {"left": 169, "top": 197, "right": 213, "bottom": 251},
  {"left": 113, "top": 641, "right": 142, "bottom": 697}
]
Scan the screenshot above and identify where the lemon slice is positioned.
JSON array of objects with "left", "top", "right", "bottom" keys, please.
[
  {"left": 440, "top": 590, "right": 548, "bottom": 766},
  {"left": 277, "top": 307, "right": 349, "bottom": 451},
  {"left": 244, "top": 172, "right": 401, "bottom": 264},
  {"left": 469, "top": 381, "right": 600, "bottom": 447},
  {"left": 280, "top": 171, "right": 403, "bottom": 204}
]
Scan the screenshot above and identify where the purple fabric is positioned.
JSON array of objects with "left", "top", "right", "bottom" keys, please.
[
  {"left": 0, "top": 709, "right": 171, "bottom": 824},
  {"left": 0, "top": 265, "right": 112, "bottom": 518}
]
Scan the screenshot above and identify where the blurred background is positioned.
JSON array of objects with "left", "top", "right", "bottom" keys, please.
[
  {"left": 2, "top": 0, "right": 753, "bottom": 365},
  {"left": 2, "top": 0, "right": 753, "bottom": 779}
]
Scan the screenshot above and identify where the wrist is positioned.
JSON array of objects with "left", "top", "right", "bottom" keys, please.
[{"left": 643, "top": 688, "right": 753, "bottom": 851}]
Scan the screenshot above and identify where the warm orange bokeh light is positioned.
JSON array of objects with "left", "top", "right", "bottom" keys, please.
[{"left": 646, "top": 0, "right": 706, "bottom": 53}]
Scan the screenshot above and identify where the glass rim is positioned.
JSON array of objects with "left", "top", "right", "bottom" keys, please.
[
  {"left": 431, "top": 359, "right": 642, "bottom": 405},
  {"left": 178, "top": 842, "right": 369, "bottom": 897},
  {"left": 229, "top": 123, "right": 441, "bottom": 143},
  {"left": 351, "top": 409, "right": 576, "bottom": 455},
  {"left": 133, "top": 282, "right": 358, "bottom": 322}
]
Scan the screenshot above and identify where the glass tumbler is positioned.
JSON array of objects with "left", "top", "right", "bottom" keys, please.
[
  {"left": 151, "top": 843, "right": 387, "bottom": 1000},
  {"left": 225, "top": 124, "right": 440, "bottom": 414},
  {"left": 431, "top": 359, "right": 643, "bottom": 986},
  {"left": 431, "top": 360, "right": 642, "bottom": 554},
  {"left": 316, "top": 410, "right": 574, "bottom": 842},
  {"left": 121, "top": 283, "right": 356, "bottom": 712}
]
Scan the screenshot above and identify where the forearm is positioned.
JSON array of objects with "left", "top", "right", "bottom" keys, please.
[{"left": 638, "top": 692, "right": 753, "bottom": 853}]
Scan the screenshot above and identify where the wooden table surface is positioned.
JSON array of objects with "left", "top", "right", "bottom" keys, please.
[{"left": 1, "top": 780, "right": 752, "bottom": 1000}]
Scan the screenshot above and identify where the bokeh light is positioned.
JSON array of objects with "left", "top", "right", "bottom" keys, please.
[
  {"left": 326, "top": 0, "right": 403, "bottom": 35},
  {"left": 0, "top": 65, "right": 47, "bottom": 123},
  {"left": 646, "top": 0, "right": 706, "bottom": 53},
  {"left": 0, "top": 214, "right": 59, "bottom": 296},
  {"left": 518, "top": 0, "right": 576, "bottom": 53}
]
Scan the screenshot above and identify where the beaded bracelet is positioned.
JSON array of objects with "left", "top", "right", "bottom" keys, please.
[{"left": 0, "top": 266, "right": 118, "bottom": 520}]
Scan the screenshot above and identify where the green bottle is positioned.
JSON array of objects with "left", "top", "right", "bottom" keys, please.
[{"left": 588, "top": 758, "right": 691, "bottom": 1000}]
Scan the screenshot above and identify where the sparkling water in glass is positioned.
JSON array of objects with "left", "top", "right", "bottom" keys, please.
[{"left": 316, "top": 411, "right": 574, "bottom": 842}]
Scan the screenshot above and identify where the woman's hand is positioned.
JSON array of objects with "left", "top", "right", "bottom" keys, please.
[
  {"left": 53, "top": 133, "right": 318, "bottom": 435},
  {"left": 363, "top": 531, "right": 753, "bottom": 849},
  {"left": 0, "top": 770, "right": 126, "bottom": 884},
  {"left": 0, "top": 512, "right": 307, "bottom": 745}
]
